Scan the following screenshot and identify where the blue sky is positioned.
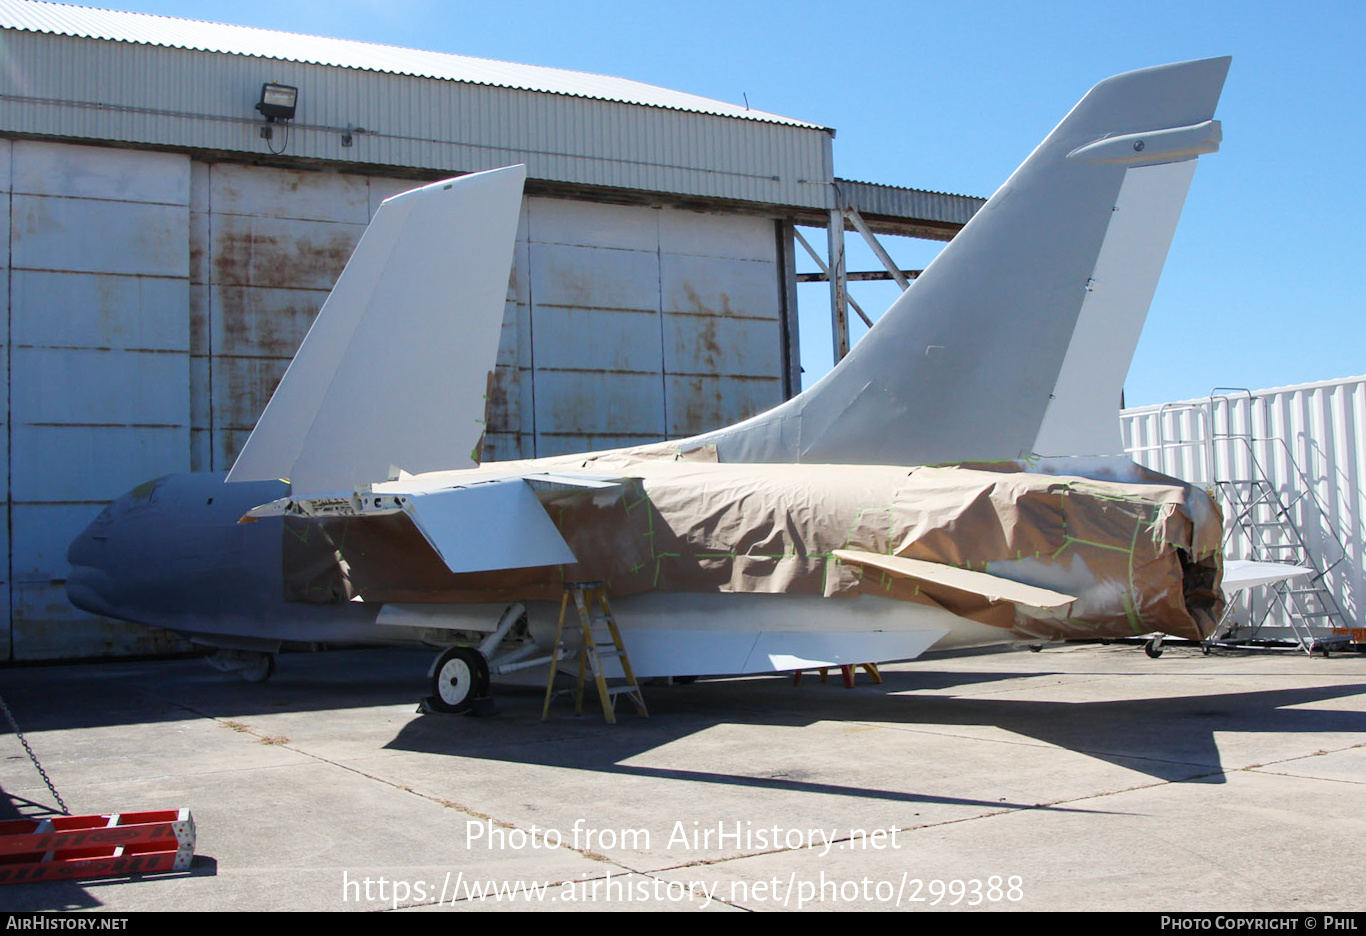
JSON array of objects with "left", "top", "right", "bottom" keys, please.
[{"left": 103, "top": 0, "right": 1365, "bottom": 405}]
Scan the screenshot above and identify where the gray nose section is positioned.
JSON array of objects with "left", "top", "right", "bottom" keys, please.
[
  {"left": 62, "top": 472, "right": 291, "bottom": 631},
  {"left": 66, "top": 563, "right": 116, "bottom": 618},
  {"left": 67, "top": 505, "right": 110, "bottom": 566},
  {"left": 66, "top": 505, "right": 117, "bottom": 617}
]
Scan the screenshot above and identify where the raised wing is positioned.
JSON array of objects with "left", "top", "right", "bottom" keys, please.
[{"left": 227, "top": 166, "right": 527, "bottom": 494}]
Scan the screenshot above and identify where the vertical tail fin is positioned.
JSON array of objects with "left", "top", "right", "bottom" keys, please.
[{"left": 698, "top": 58, "right": 1229, "bottom": 465}]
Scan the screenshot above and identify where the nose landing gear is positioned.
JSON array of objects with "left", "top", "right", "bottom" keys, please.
[{"left": 205, "top": 648, "right": 277, "bottom": 683}]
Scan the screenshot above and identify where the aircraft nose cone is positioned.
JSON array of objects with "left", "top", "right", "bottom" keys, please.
[
  {"left": 67, "top": 504, "right": 111, "bottom": 566},
  {"left": 66, "top": 563, "right": 116, "bottom": 618},
  {"left": 66, "top": 506, "right": 117, "bottom": 617}
]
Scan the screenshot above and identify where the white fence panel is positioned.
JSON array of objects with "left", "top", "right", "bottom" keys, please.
[{"left": 1122, "top": 377, "right": 1366, "bottom": 635}]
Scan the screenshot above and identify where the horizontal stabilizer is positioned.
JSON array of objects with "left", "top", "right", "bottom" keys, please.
[
  {"left": 227, "top": 166, "right": 526, "bottom": 494},
  {"left": 1223, "top": 559, "right": 1314, "bottom": 594},
  {"left": 370, "top": 469, "right": 626, "bottom": 496},
  {"left": 522, "top": 473, "right": 624, "bottom": 492},
  {"left": 400, "top": 480, "right": 577, "bottom": 575},
  {"left": 833, "top": 549, "right": 1077, "bottom": 614}
]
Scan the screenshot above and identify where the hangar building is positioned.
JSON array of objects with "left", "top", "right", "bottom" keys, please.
[{"left": 0, "top": 0, "right": 983, "bottom": 660}]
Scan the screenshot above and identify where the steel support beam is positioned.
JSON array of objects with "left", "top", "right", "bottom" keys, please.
[
  {"left": 793, "top": 227, "right": 873, "bottom": 329},
  {"left": 776, "top": 220, "right": 803, "bottom": 399},
  {"left": 795, "top": 269, "right": 922, "bottom": 284},
  {"left": 845, "top": 204, "right": 911, "bottom": 290},
  {"left": 827, "top": 199, "right": 849, "bottom": 362}
]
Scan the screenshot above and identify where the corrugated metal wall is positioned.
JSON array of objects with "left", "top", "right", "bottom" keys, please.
[
  {"left": 8, "top": 142, "right": 789, "bottom": 660},
  {"left": 188, "top": 162, "right": 412, "bottom": 470},
  {"left": 1122, "top": 377, "right": 1366, "bottom": 631},
  {"left": 1, "top": 139, "right": 8, "bottom": 658},
  {"left": 187, "top": 161, "right": 788, "bottom": 470},
  {"left": 836, "top": 179, "right": 984, "bottom": 228},
  {"left": 5, "top": 140, "right": 193, "bottom": 659},
  {"left": 0, "top": 31, "right": 834, "bottom": 211},
  {"left": 490, "top": 199, "right": 785, "bottom": 459}
]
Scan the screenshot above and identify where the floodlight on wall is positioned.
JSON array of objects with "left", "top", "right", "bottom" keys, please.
[
  {"left": 256, "top": 83, "right": 298, "bottom": 121},
  {"left": 256, "top": 82, "right": 297, "bottom": 153}
]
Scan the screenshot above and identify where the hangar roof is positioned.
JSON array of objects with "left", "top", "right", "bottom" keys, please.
[
  {"left": 0, "top": 0, "right": 981, "bottom": 225},
  {"left": 0, "top": 0, "right": 824, "bottom": 129}
]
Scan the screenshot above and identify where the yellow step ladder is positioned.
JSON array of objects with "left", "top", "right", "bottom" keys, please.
[{"left": 541, "top": 582, "right": 647, "bottom": 724}]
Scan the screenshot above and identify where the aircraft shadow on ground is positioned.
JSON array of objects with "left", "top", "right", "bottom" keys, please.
[
  {"left": 4, "top": 647, "right": 1364, "bottom": 827},
  {"left": 383, "top": 662, "right": 1366, "bottom": 799}
]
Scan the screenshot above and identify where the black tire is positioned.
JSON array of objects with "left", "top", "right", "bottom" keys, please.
[
  {"left": 428, "top": 647, "right": 490, "bottom": 714},
  {"left": 240, "top": 654, "right": 276, "bottom": 683},
  {"left": 1144, "top": 638, "right": 1164, "bottom": 659}
]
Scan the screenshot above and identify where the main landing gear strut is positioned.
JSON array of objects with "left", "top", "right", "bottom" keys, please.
[{"left": 422, "top": 603, "right": 533, "bottom": 715}]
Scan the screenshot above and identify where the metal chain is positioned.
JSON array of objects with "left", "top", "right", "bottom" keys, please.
[{"left": 0, "top": 692, "right": 69, "bottom": 815}]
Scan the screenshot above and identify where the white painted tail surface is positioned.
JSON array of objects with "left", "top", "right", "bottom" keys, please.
[
  {"left": 691, "top": 57, "right": 1229, "bottom": 465},
  {"left": 228, "top": 60, "right": 1230, "bottom": 494},
  {"left": 227, "top": 165, "right": 526, "bottom": 493}
]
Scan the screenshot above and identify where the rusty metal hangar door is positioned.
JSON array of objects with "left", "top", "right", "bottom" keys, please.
[{"left": 4, "top": 144, "right": 790, "bottom": 660}]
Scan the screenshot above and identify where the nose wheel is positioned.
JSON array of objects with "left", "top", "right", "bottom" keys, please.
[
  {"left": 204, "top": 648, "right": 277, "bottom": 683},
  {"left": 240, "top": 653, "right": 276, "bottom": 683},
  {"left": 427, "top": 647, "right": 490, "bottom": 714}
]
